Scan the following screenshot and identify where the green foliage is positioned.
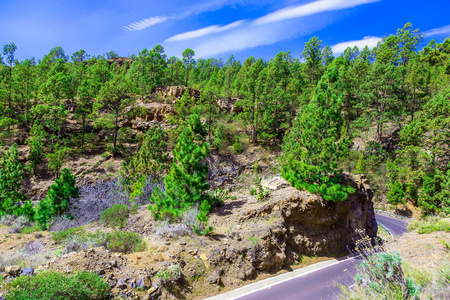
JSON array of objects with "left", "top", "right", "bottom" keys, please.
[
  {"left": 354, "top": 152, "right": 366, "bottom": 174},
  {"left": 36, "top": 168, "right": 79, "bottom": 229},
  {"left": 388, "top": 180, "right": 406, "bottom": 207},
  {"left": 342, "top": 251, "right": 419, "bottom": 300},
  {"left": 100, "top": 204, "right": 131, "bottom": 229},
  {"left": 157, "top": 264, "right": 182, "bottom": 286},
  {"left": 27, "top": 121, "right": 46, "bottom": 174},
  {"left": 149, "top": 110, "right": 217, "bottom": 223},
  {"left": 127, "top": 124, "right": 168, "bottom": 179},
  {"left": 408, "top": 218, "right": 450, "bottom": 234},
  {"left": 105, "top": 230, "right": 146, "bottom": 253},
  {"left": 4, "top": 271, "right": 110, "bottom": 300},
  {"left": 46, "top": 144, "right": 72, "bottom": 177},
  {"left": 280, "top": 58, "right": 354, "bottom": 202},
  {"left": 52, "top": 226, "right": 86, "bottom": 243},
  {"left": 233, "top": 135, "right": 243, "bottom": 154},
  {"left": 0, "top": 144, "right": 30, "bottom": 218}
]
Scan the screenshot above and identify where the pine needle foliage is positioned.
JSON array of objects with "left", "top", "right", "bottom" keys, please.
[
  {"left": 149, "top": 109, "right": 215, "bottom": 222},
  {"left": 0, "top": 144, "right": 32, "bottom": 218},
  {"left": 36, "top": 168, "right": 79, "bottom": 228},
  {"left": 280, "top": 58, "right": 354, "bottom": 201}
]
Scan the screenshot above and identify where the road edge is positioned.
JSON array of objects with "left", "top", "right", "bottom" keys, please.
[{"left": 205, "top": 257, "right": 355, "bottom": 300}]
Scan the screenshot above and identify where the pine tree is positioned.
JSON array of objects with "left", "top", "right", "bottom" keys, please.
[
  {"left": 36, "top": 168, "right": 78, "bottom": 228},
  {"left": 149, "top": 110, "right": 214, "bottom": 222},
  {"left": 128, "top": 124, "right": 169, "bottom": 178},
  {"left": 280, "top": 58, "right": 354, "bottom": 202},
  {"left": 0, "top": 144, "right": 29, "bottom": 216},
  {"left": 27, "top": 121, "right": 46, "bottom": 175},
  {"left": 387, "top": 180, "right": 406, "bottom": 209}
]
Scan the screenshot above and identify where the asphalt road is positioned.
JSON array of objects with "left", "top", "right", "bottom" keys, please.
[{"left": 210, "top": 213, "right": 409, "bottom": 300}]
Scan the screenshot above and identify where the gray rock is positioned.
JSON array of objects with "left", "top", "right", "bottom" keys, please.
[
  {"left": 20, "top": 268, "right": 34, "bottom": 276},
  {"left": 137, "top": 277, "right": 147, "bottom": 289},
  {"left": 117, "top": 279, "right": 127, "bottom": 289}
]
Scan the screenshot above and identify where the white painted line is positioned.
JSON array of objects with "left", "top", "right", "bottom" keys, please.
[{"left": 206, "top": 257, "right": 357, "bottom": 300}]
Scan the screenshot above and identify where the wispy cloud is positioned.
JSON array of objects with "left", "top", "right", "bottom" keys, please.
[
  {"left": 123, "top": 0, "right": 245, "bottom": 32},
  {"left": 331, "top": 36, "right": 381, "bottom": 53},
  {"left": 165, "top": 20, "right": 245, "bottom": 42},
  {"left": 123, "top": 16, "right": 169, "bottom": 31},
  {"left": 188, "top": 17, "right": 330, "bottom": 58},
  {"left": 254, "top": 0, "right": 381, "bottom": 25},
  {"left": 425, "top": 24, "right": 450, "bottom": 37}
]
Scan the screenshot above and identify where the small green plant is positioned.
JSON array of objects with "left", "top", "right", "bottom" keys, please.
[
  {"left": 100, "top": 204, "right": 131, "bottom": 229},
  {"left": 250, "top": 187, "right": 257, "bottom": 196},
  {"left": 52, "top": 227, "right": 86, "bottom": 243},
  {"left": 253, "top": 159, "right": 259, "bottom": 174},
  {"left": 100, "top": 152, "right": 110, "bottom": 158},
  {"left": 440, "top": 239, "right": 450, "bottom": 250},
  {"left": 106, "top": 231, "right": 146, "bottom": 253},
  {"left": 249, "top": 236, "right": 260, "bottom": 248},
  {"left": 20, "top": 224, "right": 42, "bottom": 234},
  {"left": 4, "top": 271, "right": 110, "bottom": 300},
  {"left": 157, "top": 264, "right": 182, "bottom": 286},
  {"left": 257, "top": 184, "right": 270, "bottom": 201}
]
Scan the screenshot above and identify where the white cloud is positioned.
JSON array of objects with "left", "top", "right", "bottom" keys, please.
[
  {"left": 331, "top": 36, "right": 381, "bottom": 53},
  {"left": 254, "top": 0, "right": 381, "bottom": 25},
  {"left": 189, "top": 18, "right": 329, "bottom": 58},
  {"left": 123, "top": 16, "right": 169, "bottom": 32},
  {"left": 425, "top": 24, "right": 450, "bottom": 37},
  {"left": 165, "top": 20, "right": 245, "bottom": 42}
]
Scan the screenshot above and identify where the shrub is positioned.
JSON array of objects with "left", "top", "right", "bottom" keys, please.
[
  {"left": 408, "top": 218, "right": 450, "bottom": 234},
  {"left": 52, "top": 227, "right": 86, "bottom": 243},
  {"left": 233, "top": 136, "right": 243, "bottom": 154},
  {"left": 106, "top": 231, "right": 146, "bottom": 253},
  {"left": 99, "top": 204, "right": 130, "bottom": 229},
  {"left": 8, "top": 215, "right": 31, "bottom": 234},
  {"left": 157, "top": 264, "right": 182, "bottom": 286},
  {"left": 4, "top": 271, "right": 110, "bottom": 300}
]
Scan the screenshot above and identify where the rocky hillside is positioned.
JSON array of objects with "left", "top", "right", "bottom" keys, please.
[{"left": 0, "top": 174, "right": 377, "bottom": 299}]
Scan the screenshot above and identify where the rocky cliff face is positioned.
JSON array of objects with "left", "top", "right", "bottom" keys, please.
[{"left": 213, "top": 174, "right": 377, "bottom": 273}]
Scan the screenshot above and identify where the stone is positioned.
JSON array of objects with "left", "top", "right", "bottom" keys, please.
[
  {"left": 110, "top": 260, "right": 117, "bottom": 267},
  {"left": 20, "top": 268, "right": 34, "bottom": 276},
  {"left": 117, "top": 279, "right": 127, "bottom": 289},
  {"left": 109, "top": 280, "right": 116, "bottom": 288},
  {"left": 147, "top": 287, "right": 157, "bottom": 295},
  {"left": 137, "top": 277, "right": 147, "bottom": 289},
  {"left": 5, "top": 265, "right": 21, "bottom": 276},
  {"left": 96, "top": 269, "right": 106, "bottom": 276},
  {"left": 208, "top": 276, "right": 219, "bottom": 284},
  {"left": 188, "top": 249, "right": 198, "bottom": 255}
]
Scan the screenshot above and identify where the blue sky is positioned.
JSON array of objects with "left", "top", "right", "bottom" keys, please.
[{"left": 2, "top": 0, "right": 450, "bottom": 62}]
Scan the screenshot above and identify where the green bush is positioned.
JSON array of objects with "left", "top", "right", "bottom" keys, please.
[
  {"left": 233, "top": 136, "right": 243, "bottom": 154},
  {"left": 36, "top": 168, "right": 79, "bottom": 229},
  {"left": 52, "top": 227, "right": 86, "bottom": 243},
  {"left": 157, "top": 264, "right": 182, "bottom": 286},
  {"left": 408, "top": 218, "right": 450, "bottom": 234},
  {"left": 100, "top": 204, "right": 130, "bottom": 229},
  {"left": 105, "top": 231, "right": 146, "bottom": 253},
  {"left": 5, "top": 271, "right": 110, "bottom": 300}
]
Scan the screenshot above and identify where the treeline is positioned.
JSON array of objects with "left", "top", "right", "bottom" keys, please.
[{"left": 0, "top": 22, "right": 450, "bottom": 217}]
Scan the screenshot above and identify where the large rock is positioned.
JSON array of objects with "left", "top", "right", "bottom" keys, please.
[
  {"left": 121, "top": 101, "right": 176, "bottom": 131},
  {"left": 153, "top": 86, "right": 201, "bottom": 99},
  {"left": 5, "top": 265, "right": 21, "bottom": 277},
  {"left": 238, "top": 174, "right": 377, "bottom": 271}
]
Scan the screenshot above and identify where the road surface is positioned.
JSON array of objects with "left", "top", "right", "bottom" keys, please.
[{"left": 208, "top": 213, "right": 409, "bottom": 300}]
